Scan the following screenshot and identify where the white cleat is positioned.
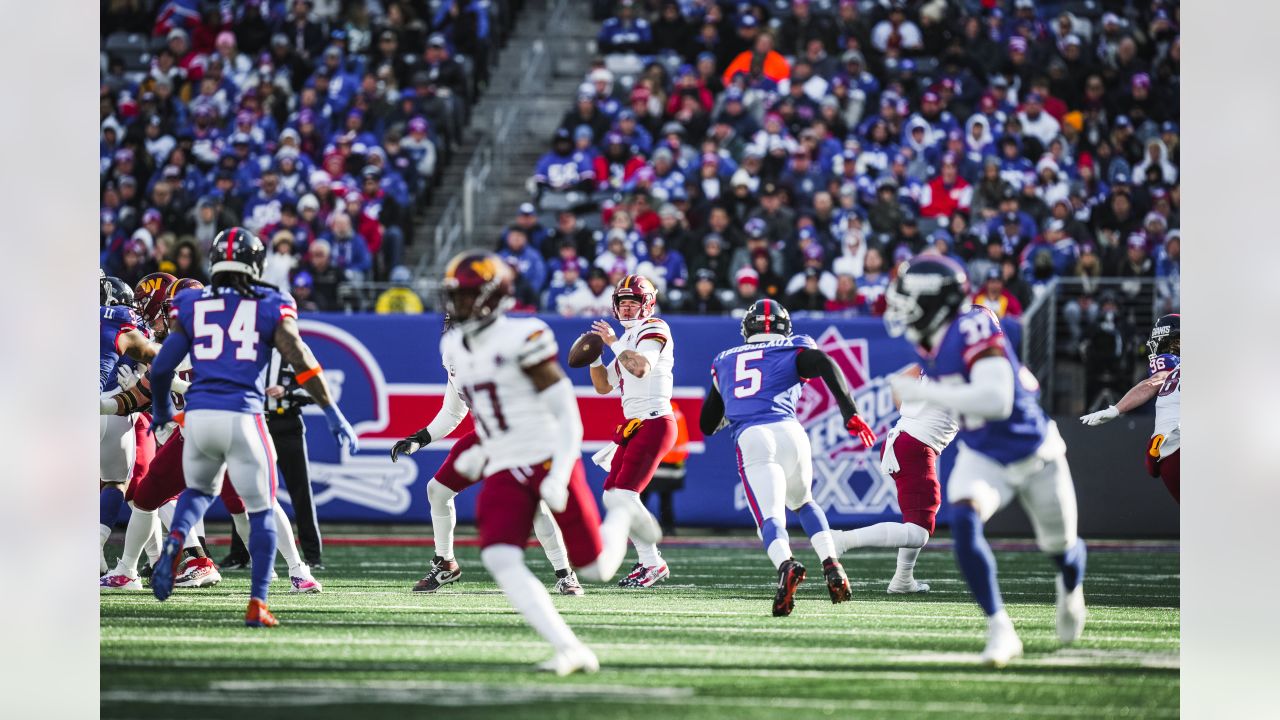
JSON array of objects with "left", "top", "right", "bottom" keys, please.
[
  {"left": 980, "top": 613, "right": 1024, "bottom": 668},
  {"left": 1055, "top": 576, "right": 1087, "bottom": 644},
  {"left": 174, "top": 557, "right": 223, "bottom": 588},
  {"left": 554, "top": 571, "right": 585, "bottom": 596},
  {"left": 100, "top": 551, "right": 109, "bottom": 576},
  {"left": 289, "top": 565, "right": 323, "bottom": 594},
  {"left": 537, "top": 645, "right": 600, "bottom": 676},
  {"left": 887, "top": 578, "right": 931, "bottom": 594},
  {"left": 99, "top": 572, "right": 143, "bottom": 591}
]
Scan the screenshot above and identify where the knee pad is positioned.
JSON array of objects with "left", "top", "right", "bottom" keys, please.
[
  {"left": 427, "top": 478, "right": 457, "bottom": 508},
  {"left": 481, "top": 543, "right": 524, "bottom": 575}
]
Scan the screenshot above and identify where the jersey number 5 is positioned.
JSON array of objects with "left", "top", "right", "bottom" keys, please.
[
  {"left": 733, "top": 350, "right": 765, "bottom": 398},
  {"left": 192, "top": 299, "right": 260, "bottom": 361}
]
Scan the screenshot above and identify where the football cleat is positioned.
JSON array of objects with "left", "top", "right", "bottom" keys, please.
[
  {"left": 244, "top": 598, "right": 279, "bottom": 628},
  {"left": 981, "top": 614, "right": 1024, "bottom": 668},
  {"left": 772, "top": 559, "right": 807, "bottom": 617},
  {"left": 100, "top": 552, "right": 108, "bottom": 576},
  {"left": 620, "top": 563, "right": 669, "bottom": 589},
  {"left": 175, "top": 557, "right": 222, "bottom": 588},
  {"left": 219, "top": 553, "right": 250, "bottom": 571},
  {"left": 617, "top": 562, "right": 645, "bottom": 587},
  {"left": 289, "top": 565, "right": 323, "bottom": 594},
  {"left": 537, "top": 644, "right": 600, "bottom": 676},
  {"left": 150, "top": 533, "right": 185, "bottom": 602},
  {"left": 1055, "top": 576, "right": 1087, "bottom": 643},
  {"left": 412, "top": 556, "right": 461, "bottom": 593},
  {"left": 887, "top": 578, "right": 931, "bottom": 594},
  {"left": 822, "top": 558, "right": 852, "bottom": 604},
  {"left": 99, "top": 572, "right": 143, "bottom": 591},
  {"left": 554, "top": 571, "right": 585, "bottom": 596}
]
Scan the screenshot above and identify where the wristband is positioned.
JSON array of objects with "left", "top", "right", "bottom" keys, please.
[
  {"left": 295, "top": 365, "right": 323, "bottom": 384},
  {"left": 610, "top": 340, "right": 627, "bottom": 357},
  {"left": 590, "top": 354, "right": 604, "bottom": 367},
  {"left": 100, "top": 396, "right": 119, "bottom": 415}
]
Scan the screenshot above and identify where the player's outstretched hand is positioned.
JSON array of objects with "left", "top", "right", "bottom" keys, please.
[
  {"left": 323, "top": 404, "right": 360, "bottom": 453},
  {"left": 1079, "top": 405, "right": 1119, "bottom": 427},
  {"left": 846, "top": 415, "right": 877, "bottom": 449},
  {"left": 591, "top": 320, "right": 618, "bottom": 345},
  {"left": 148, "top": 406, "right": 174, "bottom": 435},
  {"left": 390, "top": 431, "right": 429, "bottom": 463}
]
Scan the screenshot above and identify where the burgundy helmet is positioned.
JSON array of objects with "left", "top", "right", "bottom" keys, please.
[
  {"left": 612, "top": 274, "right": 657, "bottom": 324},
  {"left": 132, "top": 272, "right": 177, "bottom": 329},
  {"left": 441, "top": 251, "right": 513, "bottom": 332}
]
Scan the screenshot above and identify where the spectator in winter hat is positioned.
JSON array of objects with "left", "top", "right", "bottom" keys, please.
[
  {"left": 1133, "top": 138, "right": 1178, "bottom": 186},
  {"left": 594, "top": 228, "right": 638, "bottom": 275},
  {"left": 290, "top": 270, "right": 320, "bottom": 314},
  {"left": 870, "top": 1, "right": 923, "bottom": 53},
  {"left": 322, "top": 212, "right": 372, "bottom": 280},
  {"left": 262, "top": 230, "right": 299, "bottom": 290},
  {"left": 1114, "top": 232, "right": 1155, "bottom": 278},
  {"left": 785, "top": 243, "right": 837, "bottom": 300},
  {"left": 729, "top": 267, "right": 763, "bottom": 315}
]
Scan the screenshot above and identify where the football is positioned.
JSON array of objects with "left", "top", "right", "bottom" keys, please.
[{"left": 566, "top": 332, "right": 604, "bottom": 368}]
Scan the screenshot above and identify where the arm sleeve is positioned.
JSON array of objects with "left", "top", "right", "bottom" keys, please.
[
  {"left": 148, "top": 330, "right": 193, "bottom": 421},
  {"left": 910, "top": 355, "right": 1015, "bottom": 420},
  {"left": 795, "top": 348, "right": 861, "bottom": 422},
  {"left": 423, "top": 379, "right": 470, "bottom": 441},
  {"left": 699, "top": 383, "right": 725, "bottom": 436},
  {"left": 539, "top": 377, "right": 583, "bottom": 480}
]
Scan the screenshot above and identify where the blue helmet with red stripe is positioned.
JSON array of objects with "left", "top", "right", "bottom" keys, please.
[
  {"left": 883, "top": 255, "right": 971, "bottom": 350},
  {"left": 741, "top": 298, "right": 791, "bottom": 340},
  {"left": 210, "top": 227, "right": 266, "bottom": 279}
]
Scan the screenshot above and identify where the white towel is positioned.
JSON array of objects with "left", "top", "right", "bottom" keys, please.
[
  {"left": 879, "top": 428, "right": 902, "bottom": 476},
  {"left": 591, "top": 442, "right": 619, "bottom": 470}
]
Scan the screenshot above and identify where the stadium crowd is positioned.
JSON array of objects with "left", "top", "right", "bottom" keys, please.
[
  {"left": 100, "top": 0, "right": 513, "bottom": 310},
  {"left": 499, "top": 0, "right": 1179, "bottom": 326}
]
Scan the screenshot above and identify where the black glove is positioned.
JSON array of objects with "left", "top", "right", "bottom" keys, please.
[{"left": 390, "top": 429, "right": 432, "bottom": 463}]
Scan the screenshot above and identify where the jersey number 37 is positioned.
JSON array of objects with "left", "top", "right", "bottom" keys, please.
[{"left": 192, "top": 299, "right": 261, "bottom": 361}]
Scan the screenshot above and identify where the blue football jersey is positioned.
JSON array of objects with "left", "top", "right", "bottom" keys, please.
[
  {"left": 710, "top": 334, "right": 817, "bottom": 440},
  {"left": 100, "top": 305, "right": 141, "bottom": 392},
  {"left": 1148, "top": 353, "right": 1179, "bottom": 376},
  {"left": 927, "top": 307, "right": 1047, "bottom": 464},
  {"left": 171, "top": 285, "right": 297, "bottom": 414}
]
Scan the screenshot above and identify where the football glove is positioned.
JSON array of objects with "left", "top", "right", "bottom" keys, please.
[
  {"left": 391, "top": 430, "right": 431, "bottom": 463},
  {"left": 323, "top": 404, "right": 360, "bottom": 453},
  {"left": 846, "top": 415, "right": 877, "bottom": 449},
  {"left": 1080, "top": 406, "right": 1120, "bottom": 426},
  {"left": 116, "top": 364, "right": 141, "bottom": 392}
]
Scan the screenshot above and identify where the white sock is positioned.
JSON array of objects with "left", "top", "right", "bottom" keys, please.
[
  {"left": 809, "top": 530, "right": 837, "bottom": 563},
  {"left": 143, "top": 522, "right": 161, "bottom": 566},
  {"left": 99, "top": 523, "right": 112, "bottom": 550},
  {"left": 482, "top": 544, "right": 581, "bottom": 652},
  {"left": 603, "top": 489, "right": 662, "bottom": 545},
  {"left": 231, "top": 512, "right": 253, "bottom": 558},
  {"left": 427, "top": 479, "right": 458, "bottom": 561},
  {"left": 157, "top": 500, "right": 176, "bottom": 532},
  {"left": 533, "top": 502, "right": 570, "bottom": 572},
  {"left": 273, "top": 503, "right": 304, "bottom": 573},
  {"left": 634, "top": 539, "right": 662, "bottom": 567},
  {"left": 894, "top": 546, "right": 924, "bottom": 583},
  {"left": 191, "top": 518, "right": 206, "bottom": 540},
  {"left": 117, "top": 504, "right": 156, "bottom": 577},
  {"left": 578, "top": 510, "right": 629, "bottom": 582},
  {"left": 989, "top": 608, "right": 1014, "bottom": 627},
  {"left": 766, "top": 538, "right": 792, "bottom": 569},
  {"left": 835, "top": 522, "right": 929, "bottom": 554}
]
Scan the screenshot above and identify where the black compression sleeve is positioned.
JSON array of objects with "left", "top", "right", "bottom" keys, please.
[
  {"left": 699, "top": 384, "right": 725, "bottom": 436},
  {"left": 796, "top": 348, "right": 860, "bottom": 421}
]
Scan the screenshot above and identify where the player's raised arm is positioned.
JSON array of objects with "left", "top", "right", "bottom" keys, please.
[
  {"left": 273, "top": 315, "right": 359, "bottom": 452},
  {"left": 392, "top": 378, "right": 470, "bottom": 462},
  {"left": 796, "top": 347, "right": 877, "bottom": 447},
  {"left": 588, "top": 353, "right": 615, "bottom": 394}
]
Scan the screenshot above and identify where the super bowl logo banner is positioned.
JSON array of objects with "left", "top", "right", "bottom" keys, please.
[{"left": 209, "top": 314, "right": 953, "bottom": 528}]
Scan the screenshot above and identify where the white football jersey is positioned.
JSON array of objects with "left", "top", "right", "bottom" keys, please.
[
  {"left": 894, "top": 374, "right": 959, "bottom": 452},
  {"left": 606, "top": 316, "right": 675, "bottom": 420},
  {"left": 1153, "top": 365, "right": 1180, "bottom": 459},
  {"left": 440, "top": 315, "right": 562, "bottom": 473}
]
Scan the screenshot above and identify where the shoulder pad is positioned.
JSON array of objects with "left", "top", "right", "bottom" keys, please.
[{"left": 516, "top": 322, "right": 559, "bottom": 369}]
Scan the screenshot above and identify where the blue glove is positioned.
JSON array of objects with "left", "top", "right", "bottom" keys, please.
[
  {"left": 149, "top": 399, "right": 174, "bottom": 435},
  {"left": 323, "top": 404, "right": 359, "bottom": 453}
]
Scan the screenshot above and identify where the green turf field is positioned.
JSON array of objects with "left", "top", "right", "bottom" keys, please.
[{"left": 100, "top": 532, "right": 1179, "bottom": 719}]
